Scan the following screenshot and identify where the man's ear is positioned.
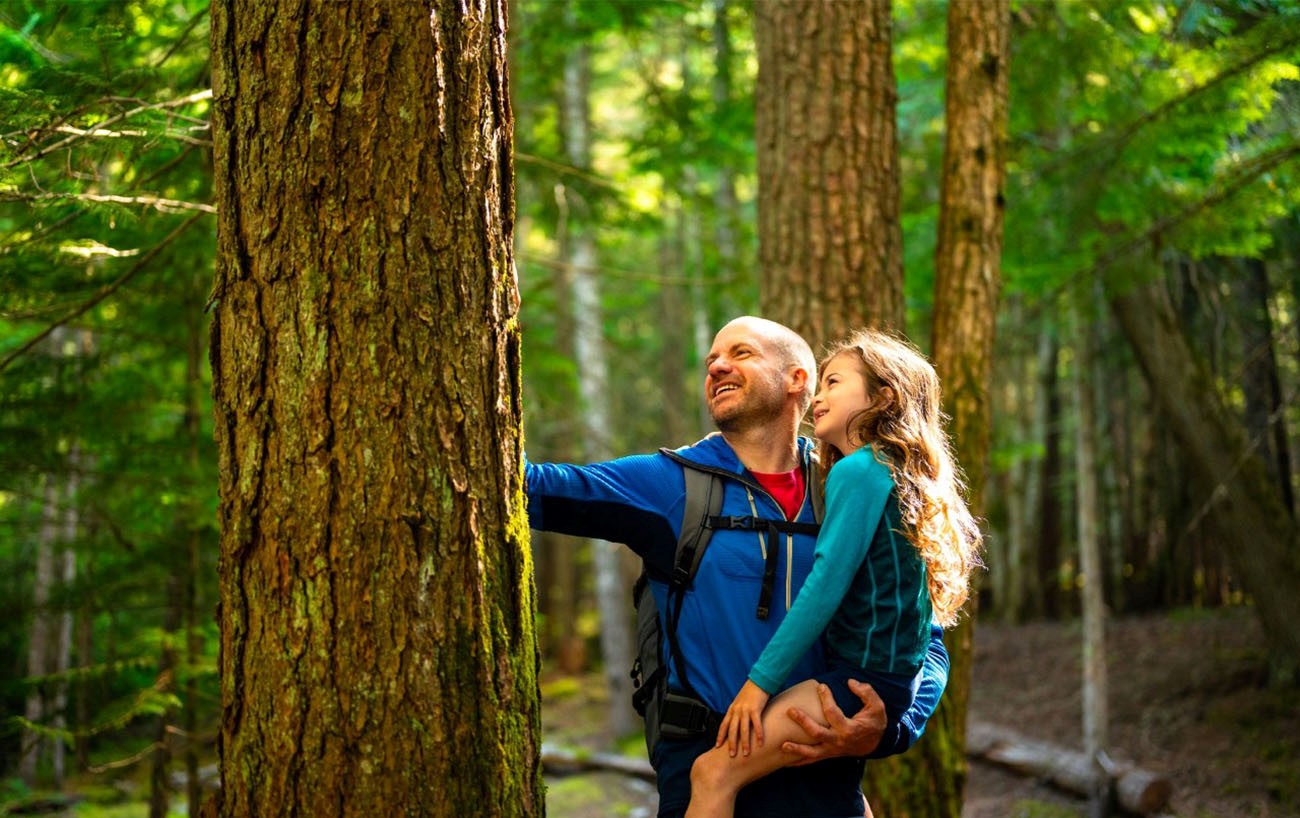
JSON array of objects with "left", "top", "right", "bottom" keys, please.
[{"left": 788, "top": 365, "right": 810, "bottom": 397}]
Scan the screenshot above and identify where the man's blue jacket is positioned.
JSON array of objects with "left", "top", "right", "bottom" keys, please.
[{"left": 525, "top": 432, "right": 948, "bottom": 758}]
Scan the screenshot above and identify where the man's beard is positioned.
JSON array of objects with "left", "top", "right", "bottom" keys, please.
[{"left": 711, "top": 385, "right": 785, "bottom": 433}]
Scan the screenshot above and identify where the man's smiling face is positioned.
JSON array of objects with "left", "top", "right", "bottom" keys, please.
[{"left": 704, "top": 320, "right": 789, "bottom": 432}]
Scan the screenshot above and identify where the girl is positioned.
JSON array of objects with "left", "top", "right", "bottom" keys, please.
[{"left": 685, "top": 328, "right": 982, "bottom": 818}]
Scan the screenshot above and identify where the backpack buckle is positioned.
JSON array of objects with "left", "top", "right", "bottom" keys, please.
[{"left": 660, "top": 692, "right": 721, "bottom": 738}]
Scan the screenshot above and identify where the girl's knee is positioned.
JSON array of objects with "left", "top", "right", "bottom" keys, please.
[{"left": 689, "top": 748, "right": 727, "bottom": 792}]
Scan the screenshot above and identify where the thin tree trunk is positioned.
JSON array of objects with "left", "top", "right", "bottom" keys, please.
[
  {"left": 687, "top": 171, "right": 713, "bottom": 433},
  {"left": 661, "top": 206, "right": 689, "bottom": 447},
  {"left": 51, "top": 464, "right": 78, "bottom": 790},
  {"left": 209, "top": 1, "right": 542, "bottom": 814},
  {"left": 150, "top": 576, "right": 180, "bottom": 818},
  {"left": 184, "top": 270, "right": 205, "bottom": 817},
  {"left": 51, "top": 330, "right": 92, "bottom": 789},
  {"left": 1095, "top": 312, "right": 1128, "bottom": 612},
  {"left": 542, "top": 202, "right": 585, "bottom": 673},
  {"left": 1073, "top": 290, "right": 1111, "bottom": 818},
  {"left": 561, "top": 5, "right": 635, "bottom": 736},
  {"left": 1038, "top": 327, "right": 1065, "bottom": 618},
  {"left": 21, "top": 452, "right": 61, "bottom": 787},
  {"left": 999, "top": 300, "right": 1033, "bottom": 622},
  {"left": 710, "top": 0, "right": 743, "bottom": 325},
  {"left": 75, "top": 590, "right": 93, "bottom": 772}
]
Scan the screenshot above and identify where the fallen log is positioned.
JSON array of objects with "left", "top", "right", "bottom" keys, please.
[
  {"left": 967, "top": 721, "right": 1172, "bottom": 815},
  {"left": 541, "top": 742, "right": 656, "bottom": 782}
]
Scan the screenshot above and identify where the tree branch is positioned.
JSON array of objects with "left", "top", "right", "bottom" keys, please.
[
  {"left": 1092, "top": 141, "right": 1300, "bottom": 277},
  {"left": 1035, "top": 30, "right": 1300, "bottom": 180},
  {"left": 2, "top": 191, "right": 216, "bottom": 214},
  {"left": 2, "top": 89, "right": 213, "bottom": 170},
  {"left": 0, "top": 211, "right": 207, "bottom": 376},
  {"left": 52, "top": 124, "right": 211, "bottom": 147}
]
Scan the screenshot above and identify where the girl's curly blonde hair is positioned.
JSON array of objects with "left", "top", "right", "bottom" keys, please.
[{"left": 816, "top": 328, "right": 982, "bottom": 627}]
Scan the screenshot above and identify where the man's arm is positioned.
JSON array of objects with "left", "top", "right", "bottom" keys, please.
[
  {"left": 525, "top": 455, "right": 681, "bottom": 570},
  {"left": 780, "top": 625, "right": 949, "bottom": 762}
]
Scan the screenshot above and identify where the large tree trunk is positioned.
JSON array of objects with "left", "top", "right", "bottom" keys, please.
[
  {"left": 209, "top": 2, "right": 542, "bottom": 815},
  {"left": 866, "top": 2, "right": 1009, "bottom": 816},
  {"left": 1107, "top": 270, "right": 1300, "bottom": 676},
  {"left": 754, "top": 0, "right": 903, "bottom": 353}
]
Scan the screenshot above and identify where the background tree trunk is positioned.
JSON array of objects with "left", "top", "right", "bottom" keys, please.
[
  {"left": 20, "top": 331, "right": 73, "bottom": 788},
  {"left": 150, "top": 575, "right": 180, "bottom": 818},
  {"left": 560, "top": 3, "right": 636, "bottom": 736},
  {"left": 660, "top": 211, "right": 690, "bottom": 447},
  {"left": 1229, "top": 256, "right": 1294, "bottom": 517},
  {"left": 754, "top": 0, "right": 903, "bottom": 354},
  {"left": 1073, "top": 289, "right": 1111, "bottom": 817},
  {"left": 865, "top": 1, "right": 1009, "bottom": 815},
  {"left": 184, "top": 269, "right": 206, "bottom": 818},
  {"left": 1107, "top": 267, "right": 1300, "bottom": 676},
  {"left": 209, "top": 2, "right": 542, "bottom": 815}
]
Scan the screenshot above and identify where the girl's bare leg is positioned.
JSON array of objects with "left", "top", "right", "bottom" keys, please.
[{"left": 684, "top": 680, "right": 834, "bottom": 818}]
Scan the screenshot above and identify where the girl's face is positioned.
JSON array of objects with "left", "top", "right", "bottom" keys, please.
[{"left": 811, "top": 352, "right": 872, "bottom": 455}]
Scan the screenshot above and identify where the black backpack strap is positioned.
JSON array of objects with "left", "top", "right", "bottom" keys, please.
[
  {"left": 654, "top": 446, "right": 822, "bottom": 680},
  {"left": 705, "top": 516, "right": 820, "bottom": 619},
  {"left": 673, "top": 465, "right": 724, "bottom": 588},
  {"left": 657, "top": 449, "right": 727, "bottom": 699}
]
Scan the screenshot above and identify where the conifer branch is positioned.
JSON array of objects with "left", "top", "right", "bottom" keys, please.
[
  {"left": 52, "top": 124, "right": 211, "bottom": 146},
  {"left": 2, "top": 89, "right": 213, "bottom": 170},
  {"left": 1035, "top": 30, "right": 1300, "bottom": 180},
  {"left": 2, "top": 191, "right": 216, "bottom": 214},
  {"left": 0, "top": 211, "right": 207, "bottom": 376}
]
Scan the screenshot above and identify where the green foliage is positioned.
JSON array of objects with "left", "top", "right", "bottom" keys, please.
[
  {"left": 1001, "top": 0, "right": 1300, "bottom": 303},
  {"left": 0, "top": 0, "right": 215, "bottom": 788},
  {"left": 512, "top": 0, "right": 760, "bottom": 457}
]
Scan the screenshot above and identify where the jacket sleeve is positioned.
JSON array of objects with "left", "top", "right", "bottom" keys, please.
[
  {"left": 525, "top": 454, "right": 683, "bottom": 574},
  {"left": 866, "top": 624, "right": 949, "bottom": 759}
]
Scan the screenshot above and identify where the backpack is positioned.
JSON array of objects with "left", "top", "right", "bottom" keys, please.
[{"left": 629, "top": 449, "right": 823, "bottom": 754}]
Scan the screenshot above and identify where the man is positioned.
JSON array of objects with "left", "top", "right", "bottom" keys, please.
[{"left": 527, "top": 317, "right": 947, "bottom": 818}]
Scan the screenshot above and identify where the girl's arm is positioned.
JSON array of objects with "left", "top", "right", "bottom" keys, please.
[
  {"left": 747, "top": 453, "right": 894, "bottom": 693},
  {"left": 717, "top": 453, "right": 894, "bottom": 754}
]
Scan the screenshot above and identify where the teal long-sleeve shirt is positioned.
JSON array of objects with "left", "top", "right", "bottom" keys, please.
[{"left": 748, "top": 445, "right": 933, "bottom": 694}]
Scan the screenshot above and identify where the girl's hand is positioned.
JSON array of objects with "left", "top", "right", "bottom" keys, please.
[{"left": 715, "top": 680, "right": 771, "bottom": 757}]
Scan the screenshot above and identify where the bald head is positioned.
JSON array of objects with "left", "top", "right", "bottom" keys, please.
[{"left": 712, "top": 316, "right": 817, "bottom": 414}]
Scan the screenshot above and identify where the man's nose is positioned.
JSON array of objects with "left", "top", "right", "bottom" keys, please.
[{"left": 708, "top": 357, "right": 731, "bottom": 376}]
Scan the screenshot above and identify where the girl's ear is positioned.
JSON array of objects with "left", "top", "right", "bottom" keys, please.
[{"left": 873, "top": 385, "right": 896, "bottom": 408}]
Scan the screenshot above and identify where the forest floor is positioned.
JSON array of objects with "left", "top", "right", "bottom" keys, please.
[{"left": 543, "top": 606, "right": 1300, "bottom": 818}]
